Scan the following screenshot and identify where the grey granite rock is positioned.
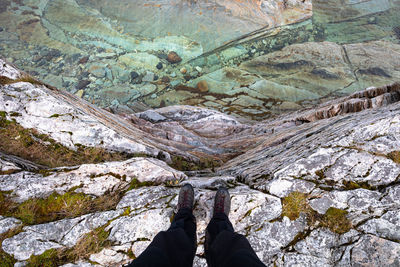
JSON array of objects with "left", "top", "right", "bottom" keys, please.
[
  {"left": 0, "top": 216, "right": 22, "bottom": 235},
  {"left": 348, "top": 234, "right": 400, "bottom": 266},
  {"left": 0, "top": 158, "right": 21, "bottom": 174},
  {"left": 61, "top": 262, "right": 99, "bottom": 267},
  {"left": 0, "top": 158, "right": 186, "bottom": 203},
  {"left": 88, "top": 248, "right": 129, "bottom": 266},
  {"left": 3, "top": 210, "right": 122, "bottom": 261}
]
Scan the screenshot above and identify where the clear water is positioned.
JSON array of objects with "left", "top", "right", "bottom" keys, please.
[{"left": 0, "top": 0, "right": 399, "bottom": 119}]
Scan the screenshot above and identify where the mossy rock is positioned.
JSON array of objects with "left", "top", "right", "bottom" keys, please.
[
  {"left": 281, "top": 192, "right": 311, "bottom": 220},
  {"left": 282, "top": 191, "right": 352, "bottom": 234},
  {"left": 0, "top": 116, "right": 131, "bottom": 168},
  {"left": 321, "top": 207, "right": 352, "bottom": 234}
]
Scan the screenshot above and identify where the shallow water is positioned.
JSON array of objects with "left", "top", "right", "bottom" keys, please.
[{"left": 0, "top": 0, "right": 399, "bottom": 119}]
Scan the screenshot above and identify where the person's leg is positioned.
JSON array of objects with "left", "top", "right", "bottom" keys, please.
[
  {"left": 205, "top": 188, "right": 266, "bottom": 267},
  {"left": 168, "top": 207, "right": 197, "bottom": 248},
  {"left": 126, "top": 184, "right": 197, "bottom": 267}
]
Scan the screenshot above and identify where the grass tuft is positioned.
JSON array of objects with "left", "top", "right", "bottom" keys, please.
[
  {"left": 170, "top": 155, "right": 222, "bottom": 171},
  {"left": 26, "top": 248, "right": 67, "bottom": 267},
  {"left": 281, "top": 192, "right": 311, "bottom": 220},
  {"left": 387, "top": 151, "right": 400, "bottom": 164},
  {"left": 71, "top": 226, "right": 111, "bottom": 260},
  {"left": 1, "top": 191, "right": 122, "bottom": 225},
  {"left": 127, "top": 178, "right": 155, "bottom": 191},
  {"left": 0, "top": 74, "right": 44, "bottom": 86}
]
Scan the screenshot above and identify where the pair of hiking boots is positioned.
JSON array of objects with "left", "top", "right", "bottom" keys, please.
[{"left": 177, "top": 184, "right": 230, "bottom": 217}]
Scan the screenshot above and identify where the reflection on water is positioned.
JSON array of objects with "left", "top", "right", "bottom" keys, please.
[{"left": 0, "top": 0, "right": 399, "bottom": 120}]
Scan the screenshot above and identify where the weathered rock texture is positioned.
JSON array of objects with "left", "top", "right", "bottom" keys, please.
[{"left": 1, "top": 58, "right": 400, "bottom": 266}]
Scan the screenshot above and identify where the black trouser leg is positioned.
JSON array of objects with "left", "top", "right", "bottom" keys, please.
[
  {"left": 127, "top": 208, "right": 197, "bottom": 267},
  {"left": 205, "top": 213, "right": 266, "bottom": 267}
]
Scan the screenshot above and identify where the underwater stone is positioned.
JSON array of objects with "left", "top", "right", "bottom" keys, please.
[
  {"left": 156, "top": 62, "right": 163, "bottom": 70},
  {"left": 119, "top": 53, "right": 160, "bottom": 71},
  {"left": 142, "top": 72, "right": 155, "bottom": 82},
  {"left": 130, "top": 71, "right": 139, "bottom": 80},
  {"left": 196, "top": 80, "right": 209, "bottom": 93},
  {"left": 78, "top": 56, "right": 89, "bottom": 64},
  {"left": 88, "top": 64, "right": 106, "bottom": 78},
  {"left": 138, "top": 110, "right": 167, "bottom": 123},
  {"left": 161, "top": 76, "right": 170, "bottom": 83},
  {"left": 167, "top": 51, "right": 182, "bottom": 64},
  {"left": 76, "top": 80, "right": 91, "bottom": 90}
]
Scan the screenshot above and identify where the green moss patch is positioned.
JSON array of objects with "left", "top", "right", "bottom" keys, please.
[
  {"left": 1, "top": 191, "right": 122, "bottom": 225},
  {"left": 342, "top": 180, "right": 373, "bottom": 190},
  {"left": 282, "top": 192, "right": 311, "bottom": 220},
  {"left": 127, "top": 178, "right": 155, "bottom": 191},
  {"left": 0, "top": 112, "right": 131, "bottom": 168},
  {"left": 170, "top": 155, "right": 222, "bottom": 171},
  {"left": 320, "top": 207, "right": 352, "bottom": 234},
  {"left": 281, "top": 191, "right": 352, "bottom": 234},
  {"left": 26, "top": 248, "right": 66, "bottom": 267}
]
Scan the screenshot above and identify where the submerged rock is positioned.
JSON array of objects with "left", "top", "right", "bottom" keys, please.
[
  {"left": 196, "top": 80, "right": 209, "bottom": 93},
  {"left": 167, "top": 51, "right": 182, "bottom": 64}
]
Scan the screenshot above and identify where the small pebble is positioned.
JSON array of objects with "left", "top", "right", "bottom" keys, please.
[
  {"left": 79, "top": 56, "right": 89, "bottom": 64},
  {"left": 196, "top": 80, "right": 209, "bottom": 93},
  {"left": 76, "top": 80, "right": 91, "bottom": 90},
  {"left": 0, "top": 27, "right": 4, "bottom": 32},
  {"left": 130, "top": 71, "right": 139, "bottom": 80},
  {"left": 184, "top": 74, "right": 191, "bottom": 81},
  {"left": 161, "top": 76, "right": 170, "bottom": 83},
  {"left": 167, "top": 51, "right": 182, "bottom": 64},
  {"left": 111, "top": 99, "right": 120, "bottom": 106},
  {"left": 180, "top": 67, "right": 187, "bottom": 74},
  {"left": 156, "top": 62, "right": 163, "bottom": 70},
  {"left": 75, "top": 89, "right": 84, "bottom": 98},
  {"left": 142, "top": 72, "right": 155, "bottom": 82},
  {"left": 195, "top": 66, "right": 202, "bottom": 72}
]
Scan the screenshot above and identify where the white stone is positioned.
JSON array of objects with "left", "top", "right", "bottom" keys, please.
[
  {"left": 0, "top": 158, "right": 21, "bottom": 173},
  {"left": 89, "top": 248, "right": 129, "bottom": 266},
  {"left": 0, "top": 216, "right": 22, "bottom": 235}
]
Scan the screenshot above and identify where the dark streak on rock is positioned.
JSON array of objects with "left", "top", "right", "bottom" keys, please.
[
  {"left": 357, "top": 67, "right": 391, "bottom": 78},
  {"left": 311, "top": 69, "right": 340, "bottom": 79},
  {"left": 17, "top": 18, "right": 40, "bottom": 29},
  {"left": 250, "top": 60, "right": 314, "bottom": 70},
  {"left": 393, "top": 26, "right": 400, "bottom": 40}
]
